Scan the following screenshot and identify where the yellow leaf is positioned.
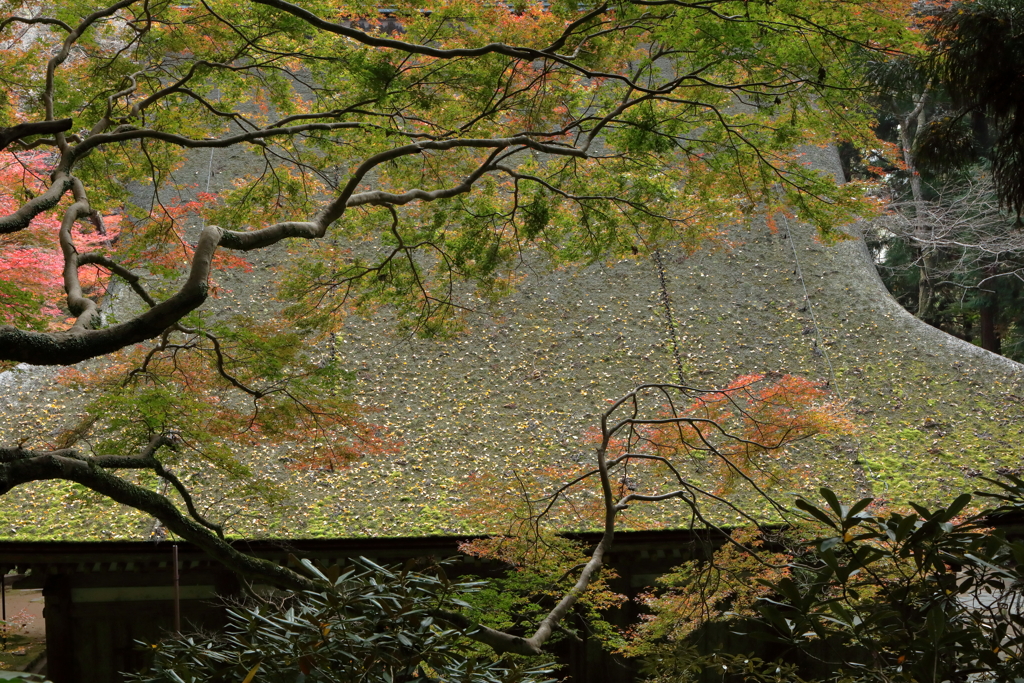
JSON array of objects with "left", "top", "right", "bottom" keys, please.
[{"left": 242, "top": 662, "right": 261, "bottom": 683}]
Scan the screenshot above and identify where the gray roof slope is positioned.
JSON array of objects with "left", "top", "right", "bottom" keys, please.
[{"left": 2, "top": 146, "right": 1022, "bottom": 541}]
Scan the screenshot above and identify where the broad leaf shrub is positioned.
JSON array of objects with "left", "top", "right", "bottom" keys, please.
[
  {"left": 126, "top": 558, "right": 555, "bottom": 683},
  {"left": 626, "top": 479, "right": 1024, "bottom": 683}
]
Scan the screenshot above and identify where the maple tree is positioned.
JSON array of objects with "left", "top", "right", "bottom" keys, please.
[
  {"left": 126, "top": 377, "right": 851, "bottom": 680},
  {"left": 0, "top": 150, "right": 121, "bottom": 329},
  {"left": 0, "top": 0, "right": 913, "bottom": 663},
  {"left": 454, "top": 377, "right": 850, "bottom": 654}
]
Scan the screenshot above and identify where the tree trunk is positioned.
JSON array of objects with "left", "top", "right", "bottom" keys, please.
[
  {"left": 980, "top": 299, "right": 1001, "bottom": 355},
  {"left": 917, "top": 249, "right": 937, "bottom": 320},
  {"left": 901, "top": 90, "right": 935, "bottom": 322}
]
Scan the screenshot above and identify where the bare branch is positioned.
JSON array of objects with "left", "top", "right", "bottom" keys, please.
[{"left": 78, "top": 253, "right": 158, "bottom": 307}]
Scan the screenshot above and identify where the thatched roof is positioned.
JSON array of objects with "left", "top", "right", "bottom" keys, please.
[{"left": 2, "top": 146, "right": 1021, "bottom": 541}]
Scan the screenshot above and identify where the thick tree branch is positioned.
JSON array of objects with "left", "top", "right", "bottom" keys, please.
[
  {"left": 218, "top": 136, "right": 582, "bottom": 251},
  {"left": 0, "top": 170, "right": 74, "bottom": 234},
  {"left": 0, "top": 224, "right": 221, "bottom": 364},
  {"left": 432, "top": 610, "right": 549, "bottom": 656},
  {"left": 0, "top": 131, "right": 586, "bottom": 366},
  {"left": 0, "top": 118, "right": 72, "bottom": 151},
  {"left": 43, "top": 0, "right": 140, "bottom": 151},
  {"left": 0, "top": 15, "right": 74, "bottom": 33},
  {"left": 151, "top": 461, "right": 226, "bottom": 539},
  {"left": 62, "top": 178, "right": 103, "bottom": 330},
  {"left": 450, "top": 417, "right": 621, "bottom": 656},
  {"left": 249, "top": 0, "right": 552, "bottom": 61},
  {"left": 0, "top": 443, "right": 318, "bottom": 591},
  {"left": 250, "top": 0, "right": 722, "bottom": 96},
  {"left": 71, "top": 120, "right": 372, "bottom": 158}
]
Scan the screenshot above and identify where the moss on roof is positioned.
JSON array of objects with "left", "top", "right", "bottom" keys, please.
[{"left": 2, "top": 147, "right": 1022, "bottom": 542}]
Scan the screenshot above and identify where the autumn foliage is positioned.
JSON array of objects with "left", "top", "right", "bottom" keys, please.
[
  {"left": 461, "top": 375, "right": 853, "bottom": 554},
  {"left": 0, "top": 0, "right": 920, "bottom": 662},
  {"left": 0, "top": 151, "right": 120, "bottom": 329},
  {"left": 622, "top": 526, "right": 792, "bottom": 658},
  {"left": 59, "top": 316, "right": 400, "bottom": 474}
]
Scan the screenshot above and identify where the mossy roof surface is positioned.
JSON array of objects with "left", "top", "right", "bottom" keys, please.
[{"left": 2, "top": 149, "right": 1023, "bottom": 542}]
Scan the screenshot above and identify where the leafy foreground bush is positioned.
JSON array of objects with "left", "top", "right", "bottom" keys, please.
[
  {"left": 126, "top": 558, "right": 553, "bottom": 683},
  {"left": 629, "top": 479, "right": 1024, "bottom": 683}
]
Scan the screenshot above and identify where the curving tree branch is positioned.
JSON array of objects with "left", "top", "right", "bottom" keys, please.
[
  {"left": 0, "top": 132, "right": 586, "bottom": 365},
  {"left": 0, "top": 118, "right": 73, "bottom": 151},
  {"left": 0, "top": 0, "right": 907, "bottom": 664},
  {"left": 0, "top": 440, "right": 319, "bottom": 591},
  {"left": 0, "top": 224, "right": 221, "bottom": 364}
]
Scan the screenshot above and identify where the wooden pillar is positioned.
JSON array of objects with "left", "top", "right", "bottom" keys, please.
[{"left": 43, "top": 574, "right": 76, "bottom": 683}]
